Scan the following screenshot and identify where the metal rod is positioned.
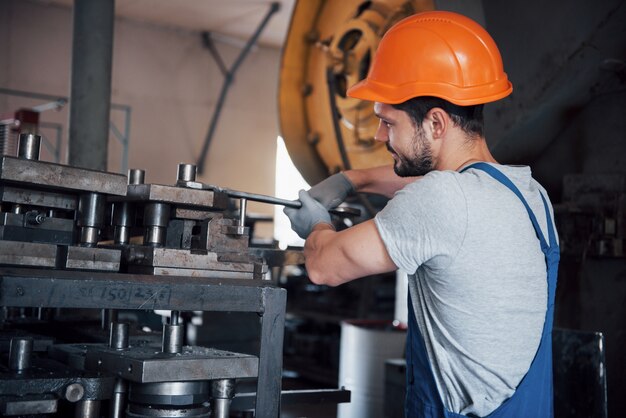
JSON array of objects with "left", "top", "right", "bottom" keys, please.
[
  {"left": 162, "top": 323, "right": 184, "bottom": 354},
  {"left": 128, "top": 168, "right": 145, "bottom": 185},
  {"left": 170, "top": 310, "right": 180, "bottom": 325},
  {"left": 109, "top": 322, "right": 129, "bottom": 350},
  {"left": 211, "top": 379, "right": 236, "bottom": 418},
  {"left": 9, "top": 338, "right": 33, "bottom": 371},
  {"left": 75, "top": 399, "right": 100, "bottom": 418},
  {"left": 225, "top": 189, "right": 360, "bottom": 217},
  {"left": 109, "top": 379, "right": 127, "bottom": 418},
  {"left": 18, "top": 133, "right": 41, "bottom": 160},
  {"left": 202, "top": 32, "right": 229, "bottom": 77},
  {"left": 196, "top": 2, "right": 280, "bottom": 174},
  {"left": 239, "top": 198, "right": 248, "bottom": 227},
  {"left": 177, "top": 163, "right": 197, "bottom": 182}
]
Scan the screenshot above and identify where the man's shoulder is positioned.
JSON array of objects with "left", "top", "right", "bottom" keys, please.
[
  {"left": 403, "top": 169, "right": 463, "bottom": 192},
  {"left": 390, "top": 170, "right": 467, "bottom": 214}
]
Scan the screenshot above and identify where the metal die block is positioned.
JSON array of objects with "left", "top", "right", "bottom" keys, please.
[
  {"left": 203, "top": 216, "right": 250, "bottom": 253},
  {"left": 124, "top": 247, "right": 261, "bottom": 278},
  {"left": 0, "top": 186, "right": 78, "bottom": 210},
  {"left": 47, "top": 343, "right": 92, "bottom": 370},
  {"left": 0, "top": 156, "right": 128, "bottom": 196},
  {"left": 249, "top": 247, "right": 305, "bottom": 267},
  {"left": 129, "top": 381, "right": 211, "bottom": 407},
  {"left": 127, "top": 265, "right": 256, "bottom": 279},
  {"left": 126, "top": 183, "right": 229, "bottom": 210},
  {"left": 84, "top": 345, "right": 259, "bottom": 383},
  {"left": 222, "top": 225, "right": 249, "bottom": 236},
  {"left": 62, "top": 246, "right": 121, "bottom": 271},
  {"left": 0, "top": 357, "right": 115, "bottom": 401},
  {"left": 128, "top": 247, "right": 253, "bottom": 272},
  {"left": 0, "top": 213, "right": 75, "bottom": 245},
  {"left": 0, "top": 241, "right": 57, "bottom": 267},
  {"left": 1, "top": 211, "right": 75, "bottom": 231},
  {"left": 174, "top": 207, "right": 213, "bottom": 220}
]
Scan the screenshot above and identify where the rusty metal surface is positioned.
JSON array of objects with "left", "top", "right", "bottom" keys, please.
[
  {"left": 126, "top": 183, "right": 229, "bottom": 209},
  {"left": 0, "top": 241, "right": 121, "bottom": 271},
  {"left": 126, "top": 265, "right": 256, "bottom": 280},
  {"left": 0, "top": 241, "right": 57, "bottom": 267},
  {"left": 0, "top": 186, "right": 78, "bottom": 210},
  {"left": 173, "top": 207, "right": 213, "bottom": 220},
  {"left": 125, "top": 247, "right": 254, "bottom": 272},
  {"left": 64, "top": 246, "right": 121, "bottom": 271},
  {"left": 0, "top": 156, "right": 127, "bottom": 196}
]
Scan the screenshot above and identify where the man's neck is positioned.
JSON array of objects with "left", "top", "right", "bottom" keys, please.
[{"left": 437, "top": 136, "right": 497, "bottom": 172}]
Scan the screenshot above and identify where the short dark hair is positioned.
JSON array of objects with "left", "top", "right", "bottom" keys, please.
[{"left": 392, "top": 96, "right": 484, "bottom": 138}]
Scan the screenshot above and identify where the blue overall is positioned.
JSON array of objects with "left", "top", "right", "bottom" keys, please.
[{"left": 405, "top": 162, "right": 560, "bottom": 418}]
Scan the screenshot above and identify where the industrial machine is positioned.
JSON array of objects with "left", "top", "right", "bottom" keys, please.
[
  {"left": 0, "top": 133, "right": 348, "bottom": 417},
  {"left": 279, "top": 0, "right": 434, "bottom": 186}
]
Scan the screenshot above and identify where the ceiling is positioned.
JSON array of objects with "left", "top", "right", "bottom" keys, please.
[{"left": 33, "top": 0, "right": 296, "bottom": 48}]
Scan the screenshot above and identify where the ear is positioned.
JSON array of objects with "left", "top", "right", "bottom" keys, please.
[{"left": 423, "top": 108, "right": 449, "bottom": 140}]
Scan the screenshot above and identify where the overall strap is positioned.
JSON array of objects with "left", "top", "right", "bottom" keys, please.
[{"left": 461, "top": 162, "right": 559, "bottom": 418}]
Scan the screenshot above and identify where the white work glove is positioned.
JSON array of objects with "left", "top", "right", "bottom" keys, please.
[
  {"left": 283, "top": 190, "right": 332, "bottom": 239},
  {"left": 308, "top": 172, "right": 355, "bottom": 209}
]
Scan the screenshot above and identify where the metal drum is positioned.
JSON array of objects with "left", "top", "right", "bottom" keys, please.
[{"left": 338, "top": 320, "right": 406, "bottom": 418}]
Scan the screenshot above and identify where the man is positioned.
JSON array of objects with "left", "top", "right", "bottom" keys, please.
[{"left": 284, "top": 10, "right": 559, "bottom": 418}]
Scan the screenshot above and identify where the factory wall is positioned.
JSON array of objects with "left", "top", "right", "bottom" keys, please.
[{"left": 0, "top": 0, "right": 280, "bottom": 238}]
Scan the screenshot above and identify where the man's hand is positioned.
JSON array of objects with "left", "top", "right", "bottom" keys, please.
[
  {"left": 308, "top": 172, "right": 355, "bottom": 209},
  {"left": 284, "top": 190, "right": 332, "bottom": 239}
]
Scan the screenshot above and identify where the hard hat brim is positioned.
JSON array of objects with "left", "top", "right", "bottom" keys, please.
[{"left": 347, "top": 77, "right": 513, "bottom": 106}]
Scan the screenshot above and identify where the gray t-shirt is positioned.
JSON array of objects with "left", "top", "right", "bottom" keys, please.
[{"left": 375, "top": 164, "right": 555, "bottom": 416}]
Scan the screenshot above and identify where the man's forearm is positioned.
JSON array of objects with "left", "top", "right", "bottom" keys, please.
[
  {"left": 303, "top": 220, "right": 398, "bottom": 287},
  {"left": 343, "top": 165, "right": 418, "bottom": 198}
]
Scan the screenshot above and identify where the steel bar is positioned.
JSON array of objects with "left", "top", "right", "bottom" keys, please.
[
  {"left": 0, "top": 268, "right": 281, "bottom": 312},
  {"left": 176, "top": 179, "right": 360, "bottom": 216},
  {"left": 196, "top": 2, "right": 280, "bottom": 174},
  {"left": 225, "top": 189, "right": 360, "bottom": 217},
  {"left": 231, "top": 388, "right": 351, "bottom": 410}
]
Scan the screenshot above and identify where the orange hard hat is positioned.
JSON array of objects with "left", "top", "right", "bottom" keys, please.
[{"left": 347, "top": 11, "right": 512, "bottom": 106}]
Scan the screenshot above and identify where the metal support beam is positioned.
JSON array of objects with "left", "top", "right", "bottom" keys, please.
[
  {"left": 196, "top": 2, "right": 280, "bottom": 175},
  {"left": 68, "top": 0, "right": 115, "bottom": 171},
  {"left": 255, "top": 286, "right": 287, "bottom": 417}
]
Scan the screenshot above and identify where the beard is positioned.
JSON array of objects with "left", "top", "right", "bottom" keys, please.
[{"left": 387, "top": 128, "right": 435, "bottom": 177}]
